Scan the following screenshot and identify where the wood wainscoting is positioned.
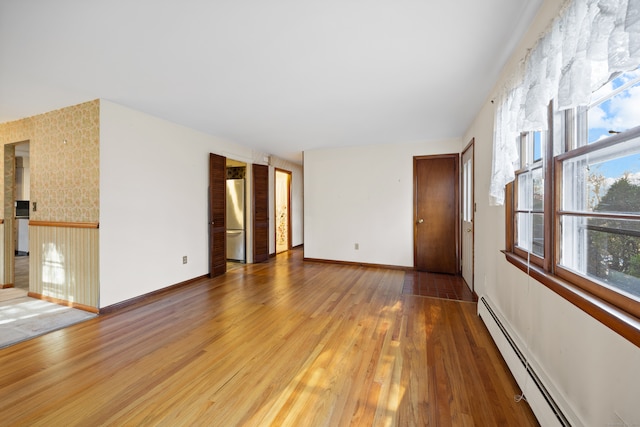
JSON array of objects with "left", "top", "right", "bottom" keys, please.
[{"left": 28, "top": 222, "right": 99, "bottom": 309}]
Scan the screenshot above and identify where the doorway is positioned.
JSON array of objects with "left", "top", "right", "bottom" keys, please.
[
  {"left": 413, "top": 154, "right": 459, "bottom": 274},
  {"left": 275, "top": 169, "right": 291, "bottom": 254},
  {"left": 461, "top": 140, "right": 474, "bottom": 292},
  {"left": 226, "top": 159, "right": 247, "bottom": 264},
  {"left": 2, "top": 141, "right": 30, "bottom": 291}
]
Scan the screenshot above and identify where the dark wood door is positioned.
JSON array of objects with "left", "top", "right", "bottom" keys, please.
[
  {"left": 414, "top": 154, "right": 459, "bottom": 274},
  {"left": 209, "top": 153, "right": 226, "bottom": 277},
  {"left": 253, "top": 163, "right": 269, "bottom": 263}
]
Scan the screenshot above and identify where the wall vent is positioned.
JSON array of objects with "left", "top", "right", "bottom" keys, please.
[{"left": 479, "top": 296, "right": 572, "bottom": 427}]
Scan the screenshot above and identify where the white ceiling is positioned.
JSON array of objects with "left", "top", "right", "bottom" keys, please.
[{"left": 0, "top": 0, "right": 542, "bottom": 164}]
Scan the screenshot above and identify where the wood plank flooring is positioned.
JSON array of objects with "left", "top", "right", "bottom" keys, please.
[
  {"left": 402, "top": 271, "right": 477, "bottom": 302},
  {"left": 0, "top": 248, "right": 538, "bottom": 426}
]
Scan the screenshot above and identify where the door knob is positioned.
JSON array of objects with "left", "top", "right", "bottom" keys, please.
[
  {"left": 417, "top": 219, "right": 424, "bottom": 224},
  {"left": 466, "top": 228, "right": 472, "bottom": 232}
]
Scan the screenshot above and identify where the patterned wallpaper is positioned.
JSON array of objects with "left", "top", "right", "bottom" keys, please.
[
  {"left": 0, "top": 100, "right": 100, "bottom": 223},
  {"left": 227, "top": 166, "right": 246, "bottom": 179}
]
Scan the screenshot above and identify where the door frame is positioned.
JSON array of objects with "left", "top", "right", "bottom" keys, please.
[
  {"left": 2, "top": 141, "right": 31, "bottom": 289},
  {"left": 2, "top": 143, "right": 17, "bottom": 287},
  {"left": 461, "top": 139, "right": 475, "bottom": 291},
  {"left": 274, "top": 168, "right": 292, "bottom": 254}
]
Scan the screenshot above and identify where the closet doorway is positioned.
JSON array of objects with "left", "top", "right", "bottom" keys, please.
[
  {"left": 14, "top": 142, "right": 30, "bottom": 291},
  {"left": 226, "top": 159, "right": 247, "bottom": 264},
  {"left": 275, "top": 168, "right": 291, "bottom": 254}
]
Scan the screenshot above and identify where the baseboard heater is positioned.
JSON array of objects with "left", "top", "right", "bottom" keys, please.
[{"left": 478, "top": 296, "right": 572, "bottom": 427}]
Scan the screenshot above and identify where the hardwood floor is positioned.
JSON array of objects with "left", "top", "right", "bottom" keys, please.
[
  {"left": 0, "top": 248, "right": 538, "bottom": 426},
  {"left": 402, "top": 271, "right": 477, "bottom": 302}
]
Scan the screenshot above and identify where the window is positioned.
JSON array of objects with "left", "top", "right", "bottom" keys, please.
[
  {"left": 513, "top": 131, "right": 547, "bottom": 262},
  {"left": 506, "top": 68, "right": 640, "bottom": 338}
]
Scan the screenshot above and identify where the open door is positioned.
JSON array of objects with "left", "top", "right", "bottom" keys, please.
[
  {"left": 461, "top": 140, "right": 474, "bottom": 291},
  {"left": 275, "top": 168, "right": 291, "bottom": 254},
  {"left": 253, "top": 164, "right": 269, "bottom": 263},
  {"left": 209, "top": 153, "right": 226, "bottom": 277}
]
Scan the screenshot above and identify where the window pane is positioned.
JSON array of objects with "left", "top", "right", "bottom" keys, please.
[
  {"left": 516, "top": 212, "right": 531, "bottom": 252},
  {"left": 516, "top": 212, "right": 544, "bottom": 257},
  {"left": 517, "top": 172, "right": 532, "bottom": 210},
  {"left": 587, "top": 68, "right": 640, "bottom": 144},
  {"left": 533, "top": 132, "right": 542, "bottom": 162},
  {"left": 515, "top": 163, "right": 544, "bottom": 256},
  {"left": 562, "top": 136, "right": 640, "bottom": 213},
  {"left": 560, "top": 215, "right": 640, "bottom": 301},
  {"left": 532, "top": 213, "right": 544, "bottom": 257},
  {"left": 463, "top": 159, "right": 472, "bottom": 222},
  {"left": 532, "top": 166, "right": 544, "bottom": 211}
]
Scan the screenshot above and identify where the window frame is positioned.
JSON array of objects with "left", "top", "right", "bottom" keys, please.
[
  {"left": 555, "top": 128, "right": 640, "bottom": 321},
  {"left": 511, "top": 131, "right": 548, "bottom": 267},
  {"left": 504, "top": 103, "right": 640, "bottom": 348}
]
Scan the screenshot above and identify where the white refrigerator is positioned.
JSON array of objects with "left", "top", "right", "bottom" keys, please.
[{"left": 226, "top": 179, "right": 245, "bottom": 262}]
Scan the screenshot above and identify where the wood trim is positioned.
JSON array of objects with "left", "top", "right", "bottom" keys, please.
[
  {"left": 303, "top": 257, "right": 414, "bottom": 271},
  {"left": 504, "top": 251, "right": 640, "bottom": 348},
  {"left": 462, "top": 137, "right": 475, "bottom": 154},
  {"left": 544, "top": 104, "right": 555, "bottom": 272},
  {"left": 555, "top": 265, "right": 640, "bottom": 320},
  {"left": 505, "top": 182, "right": 514, "bottom": 252},
  {"left": 28, "top": 292, "right": 99, "bottom": 314},
  {"left": 0, "top": 283, "right": 14, "bottom": 289},
  {"left": 513, "top": 246, "right": 544, "bottom": 268},
  {"left": 29, "top": 221, "right": 99, "bottom": 229},
  {"left": 99, "top": 275, "right": 209, "bottom": 315},
  {"left": 0, "top": 219, "right": 3, "bottom": 224}
]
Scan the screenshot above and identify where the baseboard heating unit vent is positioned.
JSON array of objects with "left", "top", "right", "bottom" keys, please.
[{"left": 478, "top": 296, "right": 572, "bottom": 427}]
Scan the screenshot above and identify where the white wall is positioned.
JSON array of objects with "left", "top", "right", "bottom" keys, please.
[
  {"left": 304, "top": 139, "right": 461, "bottom": 267},
  {"left": 99, "top": 100, "right": 301, "bottom": 308},
  {"left": 463, "top": 0, "right": 640, "bottom": 425}
]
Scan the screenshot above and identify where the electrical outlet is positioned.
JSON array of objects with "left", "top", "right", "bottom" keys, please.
[
  {"left": 182, "top": 256, "right": 188, "bottom": 264},
  {"left": 354, "top": 243, "right": 359, "bottom": 250}
]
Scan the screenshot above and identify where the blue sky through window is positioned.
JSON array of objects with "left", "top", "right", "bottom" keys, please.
[
  {"left": 587, "top": 68, "right": 640, "bottom": 181},
  {"left": 588, "top": 70, "right": 640, "bottom": 143},
  {"left": 533, "top": 132, "right": 542, "bottom": 162}
]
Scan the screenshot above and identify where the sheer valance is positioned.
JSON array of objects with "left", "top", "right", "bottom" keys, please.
[{"left": 490, "top": 0, "right": 640, "bottom": 205}]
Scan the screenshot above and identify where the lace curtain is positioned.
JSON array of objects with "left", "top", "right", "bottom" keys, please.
[{"left": 490, "top": 0, "right": 640, "bottom": 205}]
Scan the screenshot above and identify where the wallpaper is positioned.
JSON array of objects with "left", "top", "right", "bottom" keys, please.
[
  {"left": 275, "top": 169, "right": 289, "bottom": 253},
  {"left": 0, "top": 100, "right": 100, "bottom": 223},
  {"left": 227, "top": 166, "right": 246, "bottom": 179}
]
